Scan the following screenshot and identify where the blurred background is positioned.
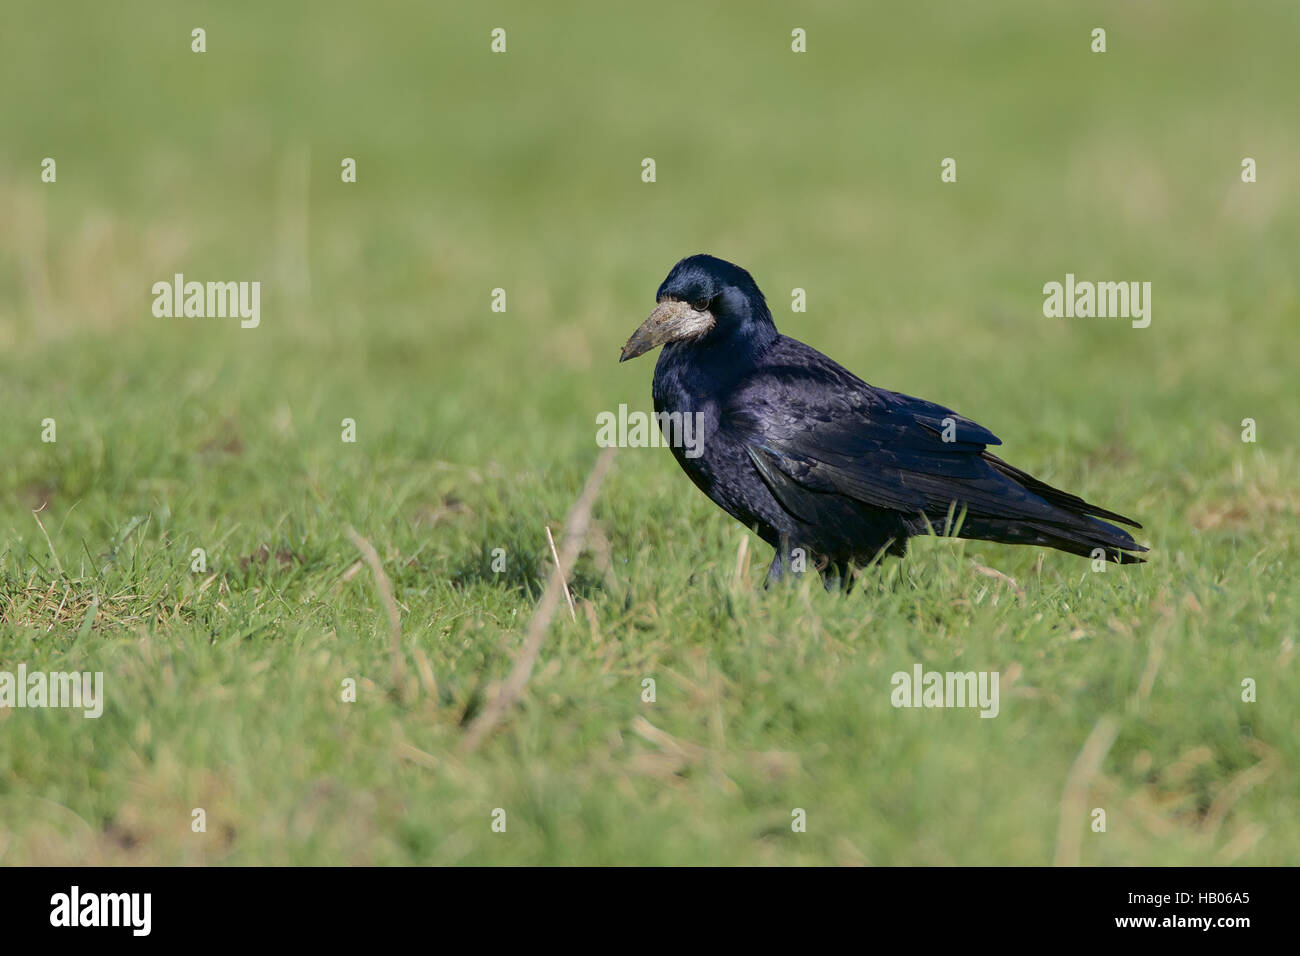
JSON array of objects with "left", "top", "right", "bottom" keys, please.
[
  {"left": 0, "top": 1, "right": 1296, "bottom": 864},
  {"left": 3, "top": 2, "right": 1297, "bottom": 472}
]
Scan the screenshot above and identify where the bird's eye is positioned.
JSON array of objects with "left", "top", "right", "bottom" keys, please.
[{"left": 691, "top": 298, "right": 712, "bottom": 312}]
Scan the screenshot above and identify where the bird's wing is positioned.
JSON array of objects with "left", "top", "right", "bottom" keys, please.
[{"left": 726, "top": 355, "right": 1070, "bottom": 527}]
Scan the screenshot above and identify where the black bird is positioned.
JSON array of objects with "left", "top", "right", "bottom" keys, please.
[{"left": 619, "top": 254, "right": 1147, "bottom": 587}]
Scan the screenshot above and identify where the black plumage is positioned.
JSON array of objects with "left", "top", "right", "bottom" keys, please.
[{"left": 619, "top": 254, "right": 1148, "bottom": 587}]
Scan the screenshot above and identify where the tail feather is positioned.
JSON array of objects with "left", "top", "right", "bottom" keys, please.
[
  {"left": 982, "top": 452, "right": 1143, "bottom": 529},
  {"left": 965, "top": 453, "right": 1149, "bottom": 564},
  {"left": 958, "top": 514, "right": 1148, "bottom": 564}
]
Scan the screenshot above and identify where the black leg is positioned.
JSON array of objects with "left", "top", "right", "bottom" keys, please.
[
  {"left": 766, "top": 534, "right": 809, "bottom": 588},
  {"left": 820, "top": 560, "right": 849, "bottom": 593},
  {"left": 764, "top": 551, "right": 784, "bottom": 588}
]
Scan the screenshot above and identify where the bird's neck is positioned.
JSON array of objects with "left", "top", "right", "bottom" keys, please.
[
  {"left": 655, "top": 323, "right": 779, "bottom": 400},
  {"left": 707, "top": 320, "right": 779, "bottom": 367}
]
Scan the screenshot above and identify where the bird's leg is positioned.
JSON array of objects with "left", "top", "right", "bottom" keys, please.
[
  {"left": 821, "top": 560, "right": 854, "bottom": 594},
  {"left": 765, "top": 533, "right": 807, "bottom": 588},
  {"left": 764, "top": 551, "right": 784, "bottom": 588}
]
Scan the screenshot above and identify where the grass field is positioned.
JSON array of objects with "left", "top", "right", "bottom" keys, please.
[{"left": 1, "top": 1, "right": 1297, "bottom": 865}]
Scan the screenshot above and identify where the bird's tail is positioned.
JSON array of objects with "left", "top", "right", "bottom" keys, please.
[
  {"left": 964, "top": 453, "right": 1149, "bottom": 564},
  {"left": 957, "top": 515, "right": 1147, "bottom": 564}
]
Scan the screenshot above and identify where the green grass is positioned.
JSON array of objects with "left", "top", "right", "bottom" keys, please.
[{"left": 0, "top": 0, "right": 1296, "bottom": 864}]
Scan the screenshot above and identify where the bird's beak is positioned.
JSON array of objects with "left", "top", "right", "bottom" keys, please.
[{"left": 619, "top": 299, "right": 716, "bottom": 362}]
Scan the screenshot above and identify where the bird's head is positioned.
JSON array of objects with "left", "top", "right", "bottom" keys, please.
[{"left": 619, "top": 254, "right": 778, "bottom": 362}]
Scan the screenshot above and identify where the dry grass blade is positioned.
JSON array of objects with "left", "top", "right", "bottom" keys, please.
[
  {"left": 970, "top": 562, "right": 1025, "bottom": 602},
  {"left": 1054, "top": 714, "right": 1120, "bottom": 866},
  {"left": 546, "top": 524, "right": 577, "bottom": 622},
  {"left": 461, "top": 447, "right": 616, "bottom": 752},
  {"left": 733, "top": 533, "right": 750, "bottom": 588},
  {"left": 31, "top": 503, "right": 66, "bottom": 579},
  {"left": 345, "top": 525, "right": 411, "bottom": 703}
]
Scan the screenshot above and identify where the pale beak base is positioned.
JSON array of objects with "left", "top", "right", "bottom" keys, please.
[{"left": 619, "top": 299, "right": 716, "bottom": 362}]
